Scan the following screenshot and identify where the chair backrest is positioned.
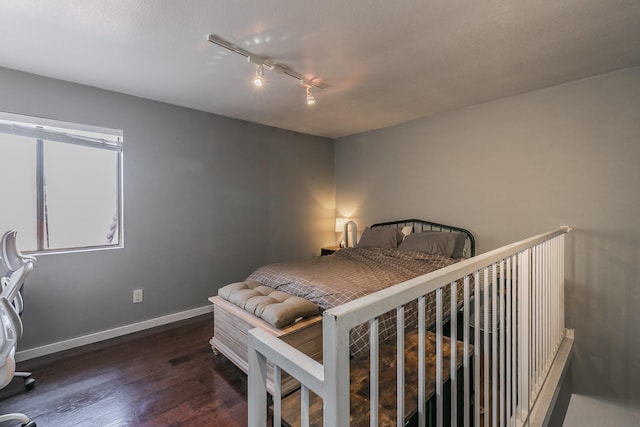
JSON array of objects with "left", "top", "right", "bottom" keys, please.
[
  {"left": 1, "top": 262, "right": 33, "bottom": 313},
  {"left": 0, "top": 296, "right": 19, "bottom": 388},
  {"left": 1, "top": 231, "right": 35, "bottom": 321},
  {"left": 0, "top": 231, "right": 32, "bottom": 390},
  {"left": 0, "top": 297, "right": 19, "bottom": 359},
  {"left": 1, "top": 231, "right": 35, "bottom": 273}
]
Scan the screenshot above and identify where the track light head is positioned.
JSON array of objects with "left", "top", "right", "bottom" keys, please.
[
  {"left": 306, "top": 87, "right": 315, "bottom": 106},
  {"left": 254, "top": 64, "right": 264, "bottom": 87}
]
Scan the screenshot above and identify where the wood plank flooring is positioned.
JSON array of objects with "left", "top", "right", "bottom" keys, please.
[{"left": 0, "top": 314, "right": 260, "bottom": 426}]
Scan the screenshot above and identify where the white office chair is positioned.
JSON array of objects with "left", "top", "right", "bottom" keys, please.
[
  {"left": 0, "top": 232, "right": 36, "bottom": 390},
  {"left": 0, "top": 265, "right": 36, "bottom": 426},
  {"left": 0, "top": 231, "right": 37, "bottom": 427},
  {"left": 1, "top": 231, "right": 36, "bottom": 317}
]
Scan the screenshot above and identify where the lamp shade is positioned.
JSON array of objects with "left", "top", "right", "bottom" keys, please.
[{"left": 335, "top": 217, "right": 348, "bottom": 232}]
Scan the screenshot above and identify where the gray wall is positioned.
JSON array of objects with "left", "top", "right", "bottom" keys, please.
[
  {"left": 0, "top": 67, "right": 335, "bottom": 350},
  {"left": 335, "top": 67, "right": 640, "bottom": 401}
]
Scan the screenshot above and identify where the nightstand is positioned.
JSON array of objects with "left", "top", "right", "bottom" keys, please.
[{"left": 320, "top": 245, "right": 342, "bottom": 256}]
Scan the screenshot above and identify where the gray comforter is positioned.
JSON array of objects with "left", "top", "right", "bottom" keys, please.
[{"left": 247, "top": 247, "right": 462, "bottom": 354}]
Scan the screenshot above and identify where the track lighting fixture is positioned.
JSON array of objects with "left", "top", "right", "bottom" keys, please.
[
  {"left": 253, "top": 64, "right": 264, "bottom": 87},
  {"left": 207, "top": 34, "right": 326, "bottom": 106},
  {"left": 306, "top": 86, "right": 315, "bottom": 105}
]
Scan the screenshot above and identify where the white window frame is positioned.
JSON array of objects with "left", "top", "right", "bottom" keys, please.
[{"left": 0, "top": 111, "right": 123, "bottom": 254}]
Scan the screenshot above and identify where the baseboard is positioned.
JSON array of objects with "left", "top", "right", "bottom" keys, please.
[{"left": 15, "top": 305, "right": 214, "bottom": 362}]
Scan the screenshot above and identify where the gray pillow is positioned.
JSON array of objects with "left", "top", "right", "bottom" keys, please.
[
  {"left": 450, "top": 232, "right": 467, "bottom": 259},
  {"left": 356, "top": 227, "right": 404, "bottom": 248},
  {"left": 398, "top": 231, "right": 466, "bottom": 258}
]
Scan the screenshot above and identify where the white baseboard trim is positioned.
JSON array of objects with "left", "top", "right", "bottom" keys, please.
[{"left": 15, "top": 305, "right": 214, "bottom": 362}]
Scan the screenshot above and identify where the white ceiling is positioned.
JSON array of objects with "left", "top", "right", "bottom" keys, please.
[{"left": 1, "top": 0, "right": 639, "bottom": 139}]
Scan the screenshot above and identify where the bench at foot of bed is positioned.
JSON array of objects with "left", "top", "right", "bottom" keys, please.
[{"left": 209, "top": 295, "right": 323, "bottom": 396}]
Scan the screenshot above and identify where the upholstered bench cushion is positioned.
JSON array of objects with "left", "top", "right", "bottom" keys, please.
[{"left": 218, "top": 281, "right": 320, "bottom": 328}]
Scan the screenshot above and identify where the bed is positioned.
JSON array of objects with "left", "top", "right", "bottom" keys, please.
[{"left": 208, "top": 219, "right": 475, "bottom": 394}]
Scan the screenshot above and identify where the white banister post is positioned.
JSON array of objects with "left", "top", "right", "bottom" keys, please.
[
  {"left": 560, "top": 234, "right": 566, "bottom": 332},
  {"left": 518, "top": 249, "right": 530, "bottom": 422},
  {"left": 248, "top": 335, "right": 268, "bottom": 426},
  {"left": 463, "top": 276, "right": 471, "bottom": 427},
  {"left": 473, "top": 271, "right": 481, "bottom": 427},
  {"left": 369, "top": 318, "right": 379, "bottom": 427},
  {"left": 323, "top": 313, "right": 351, "bottom": 426},
  {"left": 436, "top": 288, "right": 443, "bottom": 427},
  {"left": 397, "top": 305, "right": 405, "bottom": 427}
]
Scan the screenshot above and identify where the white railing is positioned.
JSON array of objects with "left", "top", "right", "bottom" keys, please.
[{"left": 248, "top": 227, "right": 572, "bottom": 426}]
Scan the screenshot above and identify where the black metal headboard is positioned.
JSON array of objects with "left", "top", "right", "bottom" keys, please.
[{"left": 370, "top": 218, "right": 476, "bottom": 257}]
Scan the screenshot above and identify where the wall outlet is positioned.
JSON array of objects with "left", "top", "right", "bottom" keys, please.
[{"left": 133, "top": 289, "right": 143, "bottom": 303}]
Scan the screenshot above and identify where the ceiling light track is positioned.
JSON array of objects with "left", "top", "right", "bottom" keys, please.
[{"left": 207, "top": 34, "right": 325, "bottom": 101}]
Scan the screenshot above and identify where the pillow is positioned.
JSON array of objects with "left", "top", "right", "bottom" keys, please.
[
  {"left": 398, "top": 231, "right": 466, "bottom": 258},
  {"left": 356, "top": 227, "right": 404, "bottom": 248},
  {"left": 450, "top": 232, "right": 467, "bottom": 259}
]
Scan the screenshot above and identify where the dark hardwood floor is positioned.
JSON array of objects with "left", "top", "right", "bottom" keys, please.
[{"left": 0, "top": 314, "right": 259, "bottom": 426}]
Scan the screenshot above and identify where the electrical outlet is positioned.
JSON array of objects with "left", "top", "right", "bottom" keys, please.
[{"left": 133, "top": 289, "right": 143, "bottom": 303}]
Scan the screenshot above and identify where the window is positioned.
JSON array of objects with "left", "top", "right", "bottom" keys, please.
[{"left": 0, "top": 112, "right": 123, "bottom": 253}]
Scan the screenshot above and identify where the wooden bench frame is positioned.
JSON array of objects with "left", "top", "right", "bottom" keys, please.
[{"left": 209, "top": 296, "right": 323, "bottom": 396}]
